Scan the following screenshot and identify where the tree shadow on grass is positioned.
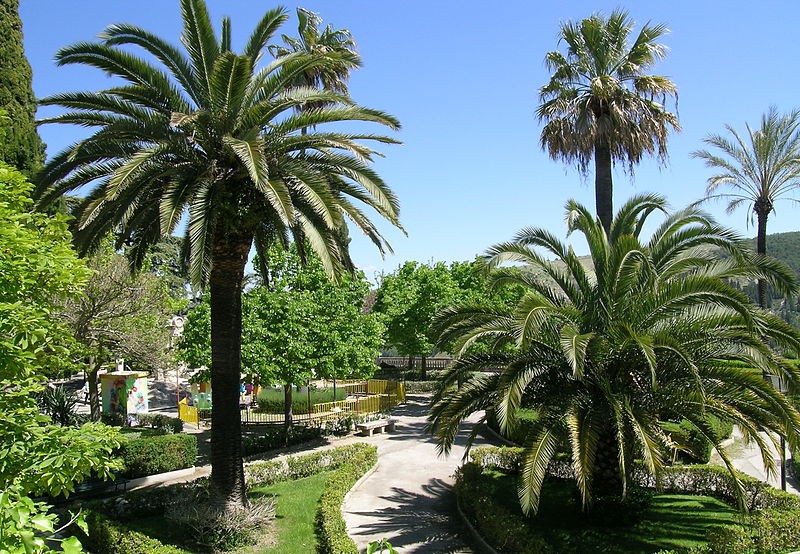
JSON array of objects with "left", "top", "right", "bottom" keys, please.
[{"left": 347, "top": 478, "right": 473, "bottom": 553}]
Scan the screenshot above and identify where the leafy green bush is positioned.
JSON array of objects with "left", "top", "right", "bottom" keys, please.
[
  {"left": 587, "top": 488, "right": 654, "bottom": 527},
  {"left": 468, "top": 446, "right": 800, "bottom": 512},
  {"left": 241, "top": 425, "right": 323, "bottom": 456},
  {"left": 135, "top": 414, "right": 183, "bottom": 434},
  {"left": 119, "top": 433, "right": 197, "bottom": 478},
  {"left": 80, "top": 511, "right": 190, "bottom": 554},
  {"left": 38, "top": 385, "right": 85, "bottom": 426},
  {"left": 316, "top": 444, "right": 378, "bottom": 554},
  {"left": 246, "top": 442, "right": 374, "bottom": 486},
  {"left": 403, "top": 380, "right": 439, "bottom": 393},
  {"left": 255, "top": 386, "right": 346, "bottom": 414},
  {"left": 453, "top": 463, "right": 554, "bottom": 554},
  {"left": 661, "top": 416, "right": 734, "bottom": 464}
]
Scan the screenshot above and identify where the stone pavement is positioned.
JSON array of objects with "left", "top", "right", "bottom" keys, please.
[
  {"left": 342, "top": 395, "right": 490, "bottom": 554},
  {"left": 711, "top": 426, "right": 800, "bottom": 494}
]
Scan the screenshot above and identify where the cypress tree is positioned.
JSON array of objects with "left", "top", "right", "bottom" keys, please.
[{"left": 0, "top": 0, "right": 45, "bottom": 174}]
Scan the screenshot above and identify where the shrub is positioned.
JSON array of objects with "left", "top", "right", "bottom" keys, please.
[
  {"left": 453, "top": 463, "right": 553, "bottom": 554},
  {"left": 120, "top": 433, "right": 197, "bottom": 478},
  {"left": 246, "top": 442, "right": 374, "bottom": 486},
  {"left": 468, "top": 445, "right": 800, "bottom": 512},
  {"left": 587, "top": 487, "right": 654, "bottom": 527},
  {"left": 316, "top": 444, "right": 378, "bottom": 554},
  {"left": 403, "top": 380, "right": 439, "bottom": 393},
  {"left": 661, "top": 416, "right": 734, "bottom": 464},
  {"left": 752, "top": 507, "right": 800, "bottom": 553},
  {"left": 165, "top": 492, "right": 276, "bottom": 551},
  {"left": 80, "top": 511, "right": 190, "bottom": 554},
  {"left": 241, "top": 425, "right": 323, "bottom": 456},
  {"left": 135, "top": 413, "right": 183, "bottom": 434},
  {"left": 256, "top": 386, "right": 346, "bottom": 414},
  {"left": 38, "top": 385, "right": 85, "bottom": 426}
]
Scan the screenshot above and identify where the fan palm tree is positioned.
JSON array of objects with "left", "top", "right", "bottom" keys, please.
[
  {"left": 428, "top": 194, "right": 800, "bottom": 515},
  {"left": 33, "top": 0, "right": 401, "bottom": 508},
  {"left": 693, "top": 106, "right": 800, "bottom": 309},
  {"left": 538, "top": 9, "right": 679, "bottom": 234}
]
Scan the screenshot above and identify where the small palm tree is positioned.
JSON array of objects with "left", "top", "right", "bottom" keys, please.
[
  {"left": 693, "top": 106, "right": 800, "bottom": 308},
  {"left": 34, "top": 0, "right": 401, "bottom": 508},
  {"left": 538, "top": 9, "right": 679, "bottom": 234},
  {"left": 429, "top": 194, "right": 800, "bottom": 515}
]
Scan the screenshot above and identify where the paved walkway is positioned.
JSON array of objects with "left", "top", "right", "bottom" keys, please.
[
  {"left": 711, "top": 426, "right": 799, "bottom": 494},
  {"left": 342, "top": 395, "right": 490, "bottom": 554}
]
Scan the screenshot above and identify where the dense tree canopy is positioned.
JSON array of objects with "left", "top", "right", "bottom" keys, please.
[
  {"left": 429, "top": 194, "right": 800, "bottom": 515},
  {"left": 181, "top": 244, "right": 383, "bottom": 425},
  {"left": 0, "top": 0, "right": 44, "bottom": 174},
  {"left": 0, "top": 163, "right": 120, "bottom": 553}
]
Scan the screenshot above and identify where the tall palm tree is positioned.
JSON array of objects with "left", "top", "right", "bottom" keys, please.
[
  {"left": 693, "top": 106, "right": 800, "bottom": 308},
  {"left": 429, "top": 195, "right": 800, "bottom": 515},
  {"left": 538, "top": 9, "right": 679, "bottom": 234},
  {"left": 33, "top": 0, "right": 401, "bottom": 508},
  {"left": 269, "top": 7, "right": 361, "bottom": 101}
]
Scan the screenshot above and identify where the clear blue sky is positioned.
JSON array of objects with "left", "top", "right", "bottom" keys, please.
[{"left": 19, "top": 1, "right": 800, "bottom": 282}]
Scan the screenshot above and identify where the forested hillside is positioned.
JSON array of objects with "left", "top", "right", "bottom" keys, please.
[{"left": 744, "top": 231, "right": 800, "bottom": 327}]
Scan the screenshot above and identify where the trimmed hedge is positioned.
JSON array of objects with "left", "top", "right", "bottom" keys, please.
[
  {"left": 80, "top": 511, "right": 190, "bottom": 554},
  {"left": 134, "top": 413, "right": 184, "bottom": 434},
  {"left": 256, "top": 386, "right": 346, "bottom": 414},
  {"left": 468, "top": 446, "right": 800, "bottom": 512},
  {"left": 248, "top": 443, "right": 377, "bottom": 554},
  {"left": 120, "top": 433, "right": 197, "bottom": 479},
  {"left": 241, "top": 425, "right": 323, "bottom": 457},
  {"left": 316, "top": 444, "right": 377, "bottom": 554}
]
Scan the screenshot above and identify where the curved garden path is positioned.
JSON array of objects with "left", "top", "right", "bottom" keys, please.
[{"left": 342, "top": 395, "right": 491, "bottom": 553}]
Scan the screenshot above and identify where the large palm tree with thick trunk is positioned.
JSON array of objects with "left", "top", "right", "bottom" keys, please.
[
  {"left": 429, "top": 195, "right": 800, "bottom": 515},
  {"left": 538, "top": 9, "right": 679, "bottom": 234},
  {"left": 693, "top": 106, "right": 800, "bottom": 309},
  {"left": 34, "top": 0, "right": 401, "bottom": 509}
]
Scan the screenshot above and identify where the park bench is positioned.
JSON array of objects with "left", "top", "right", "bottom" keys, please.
[
  {"left": 356, "top": 418, "right": 397, "bottom": 437},
  {"left": 72, "top": 472, "right": 129, "bottom": 497}
]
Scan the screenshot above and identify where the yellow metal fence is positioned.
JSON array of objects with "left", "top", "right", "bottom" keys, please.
[
  {"left": 181, "top": 379, "right": 405, "bottom": 426},
  {"left": 178, "top": 398, "right": 199, "bottom": 427}
]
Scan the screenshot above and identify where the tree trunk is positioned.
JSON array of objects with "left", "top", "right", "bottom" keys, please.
[
  {"left": 407, "top": 355, "right": 414, "bottom": 372},
  {"left": 591, "top": 426, "right": 624, "bottom": 501},
  {"left": 209, "top": 228, "right": 252, "bottom": 509},
  {"left": 594, "top": 140, "right": 614, "bottom": 237},
  {"left": 283, "top": 383, "right": 294, "bottom": 429},
  {"left": 420, "top": 355, "right": 427, "bottom": 380},
  {"left": 756, "top": 209, "right": 769, "bottom": 309},
  {"left": 87, "top": 360, "right": 100, "bottom": 422}
]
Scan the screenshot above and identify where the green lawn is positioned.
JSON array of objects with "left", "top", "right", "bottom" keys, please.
[
  {"left": 250, "top": 472, "right": 329, "bottom": 554},
  {"left": 480, "top": 470, "right": 742, "bottom": 553},
  {"left": 121, "top": 472, "right": 330, "bottom": 553}
]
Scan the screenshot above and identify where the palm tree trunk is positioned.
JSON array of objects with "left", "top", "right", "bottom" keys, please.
[
  {"left": 592, "top": 427, "right": 624, "bottom": 500},
  {"left": 756, "top": 209, "right": 769, "bottom": 309},
  {"left": 594, "top": 140, "right": 614, "bottom": 236},
  {"left": 209, "top": 228, "right": 252, "bottom": 509}
]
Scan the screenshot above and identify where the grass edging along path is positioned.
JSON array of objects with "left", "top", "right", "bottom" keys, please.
[{"left": 76, "top": 444, "right": 377, "bottom": 554}]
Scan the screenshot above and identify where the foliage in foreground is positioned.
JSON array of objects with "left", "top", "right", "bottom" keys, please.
[
  {"left": 0, "top": 163, "right": 121, "bottom": 553},
  {"left": 430, "top": 194, "right": 800, "bottom": 515}
]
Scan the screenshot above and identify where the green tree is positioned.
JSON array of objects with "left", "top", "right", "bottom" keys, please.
[
  {"left": 538, "top": 9, "right": 679, "bottom": 234},
  {"left": 56, "top": 244, "right": 173, "bottom": 420},
  {"left": 429, "top": 194, "right": 800, "bottom": 515},
  {"left": 181, "top": 246, "right": 383, "bottom": 427},
  {"left": 33, "top": 0, "right": 400, "bottom": 508},
  {"left": 373, "top": 261, "right": 460, "bottom": 377},
  {"left": 0, "top": 0, "right": 45, "bottom": 174},
  {"left": 693, "top": 106, "right": 800, "bottom": 309},
  {"left": 0, "top": 163, "right": 120, "bottom": 553}
]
